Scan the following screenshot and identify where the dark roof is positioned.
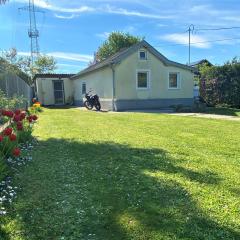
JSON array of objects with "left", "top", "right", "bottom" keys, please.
[
  {"left": 71, "top": 40, "right": 195, "bottom": 79},
  {"left": 189, "top": 59, "right": 213, "bottom": 67},
  {"left": 33, "top": 73, "right": 75, "bottom": 80}
]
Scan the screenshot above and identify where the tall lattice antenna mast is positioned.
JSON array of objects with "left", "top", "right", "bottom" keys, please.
[
  {"left": 19, "top": 0, "right": 43, "bottom": 65},
  {"left": 28, "top": 0, "right": 39, "bottom": 63}
]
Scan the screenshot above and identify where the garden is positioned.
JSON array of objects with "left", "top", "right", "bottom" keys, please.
[
  {"left": 0, "top": 92, "right": 40, "bottom": 218},
  {"left": 0, "top": 107, "right": 239, "bottom": 240}
]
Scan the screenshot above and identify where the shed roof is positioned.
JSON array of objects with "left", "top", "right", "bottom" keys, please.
[{"left": 33, "top": 73, "right": 75, "bottom": 80}]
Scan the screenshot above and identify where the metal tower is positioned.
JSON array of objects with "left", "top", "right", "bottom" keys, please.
[
  {"left": 19, "top": 0, "right": 42, "bottom": 65},
  {"left": 28, "top": 0, "right": 40, "bottom": 63}
]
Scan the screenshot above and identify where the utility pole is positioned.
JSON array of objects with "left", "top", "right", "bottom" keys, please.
[{"left": 188, "top": 24, "right": 195, "bottom": 65}]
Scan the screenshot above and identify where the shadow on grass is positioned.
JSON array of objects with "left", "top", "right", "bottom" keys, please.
[
  {"left": 1, "top": 139, "right": 239, "bottom": 239},
  {"left": 206, "top": 107, "right": 240, "bottom": 116},
  {"left": 44, "top": 105, "right": 79, "bottom": 109}
]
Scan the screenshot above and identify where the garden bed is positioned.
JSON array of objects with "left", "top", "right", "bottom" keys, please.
[{"left": 0, "top": 107, "right": 40, "bottom": 217}]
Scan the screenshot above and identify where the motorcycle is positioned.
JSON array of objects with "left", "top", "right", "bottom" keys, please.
[{"left": 84, "top": 91, "right": 101, "bottom": 111}]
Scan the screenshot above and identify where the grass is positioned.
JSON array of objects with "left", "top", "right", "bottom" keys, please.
[
  {"left": 1, "top": 108, "right": 240, "bottom": 239},
  {"left": 205, "top": 107, "right": 240, "bottom": 116}
]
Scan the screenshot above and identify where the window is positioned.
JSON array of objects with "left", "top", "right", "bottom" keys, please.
[
  {"left": 137, "top": 71, "right": 149, "bottom": 89},
  {"left": 82, "top": 82, "right": 86, "bottom": 94},
  {"left": 168, "top": 73, "right": 180, "bottom": 89},
  {"left": 139, "top": 50, "right": 147, "bottom": 60}
]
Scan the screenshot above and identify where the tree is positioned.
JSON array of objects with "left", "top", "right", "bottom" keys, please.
[
  {"left": 95, "top": 32, "right": 143, "bottom": 62},
  {"left": 1, "top": 48, "right": 30, "bottom": 83},
  {"left": 32, "top": 55, "right": 57, "bottom": 74},
  {"left": 1, "top": 48, "right": 57, "bottom": 84}
]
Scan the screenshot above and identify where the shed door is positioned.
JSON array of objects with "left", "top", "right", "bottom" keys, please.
[{"left": 53, "top": 80, "right": 64, "bottom": 105}]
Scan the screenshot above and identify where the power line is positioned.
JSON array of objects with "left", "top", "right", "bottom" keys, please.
[
  {"left": 168, "top": 24, "right": 240, "bottom": 63},
  {"left": 195, "top": 26, "right": 240, "bottom": 31},
  {"left": 154, "top": 36, "right": 240, "bottom": 48}
]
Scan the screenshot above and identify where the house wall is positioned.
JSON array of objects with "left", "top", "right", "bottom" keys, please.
[
  {"left": 36, "top": 77, "right": 73, "bottom": 105},
  {"left": 73, "top": 67, "right": 113, "bottom": 109},
  {"left": 113, "top": 48, "right": 194, "bottom": 110}
]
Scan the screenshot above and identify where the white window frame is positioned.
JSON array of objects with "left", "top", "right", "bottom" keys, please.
[
  {"left": 136, "top": 69, "right": 151, "bottom": 90},
  {"left": 82, "top": 82, "right": 86, "bottom": 95},
  {"left": 138, "top": 50, "right": 147, "bottom": 60},
  {"left": 168, "top": 72, "right": 181, "bottom": 90}
]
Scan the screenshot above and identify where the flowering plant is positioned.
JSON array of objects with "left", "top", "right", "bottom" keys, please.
[
  {"left": 31, "top": 101, "right": 42, "bottom": 113},
  {"left": 0, "top": 109, "right": 38, "bottom": 159}
]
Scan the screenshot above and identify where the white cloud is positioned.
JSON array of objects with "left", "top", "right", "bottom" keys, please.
[
  {"left": 14, "top": 0, "right": 175, "bottom": 19},
  {"left": 54, "top": 14, "right": 77, "bottom": 19},
  {"left": 221, "top": 16, "right": 240, "bottom": 22},
  {"left": 96, "top": 32, "right": 110, "bottom": 39},
  {"left": 18, "top": 51, "right": 93, "bottom": 62},
  {"left": 104, "top": 5, "right": 175, "bottom": 19},
  {"left": 14, "top": 0, "right": 94, "bottom": 13},
  {"left": 157, "top": 23, "right": 168, "bottom": 27},
  {"left": 48, "top": 52, "right": 93, "bottom": 62},
  {"left": 57, "top": 63, "right": 83, "bottom": 67},
  {"left": 96, "top": 26, "right": 136, "bottom": 39},
  {"left": 18, "top": 51, "right": 31, "bottom": 56},
  {"left": 160, "top": 33, "right": 211, "bottom": 49}
]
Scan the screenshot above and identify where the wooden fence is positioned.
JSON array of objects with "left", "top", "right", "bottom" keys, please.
[{"left": 0, "top": 73, "right": 32, "bottom": 105}]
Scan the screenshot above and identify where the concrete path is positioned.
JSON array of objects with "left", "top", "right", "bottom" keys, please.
[
  {"left": 170, "top": 113, "right": 240, "bottom": 121},
  {"left": 77, "top": 107, "right": 240, "bottom": 121}
]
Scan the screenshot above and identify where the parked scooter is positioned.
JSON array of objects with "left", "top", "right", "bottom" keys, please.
[{"left": 84, "top": 91, "right": 101, "bottom": 111}]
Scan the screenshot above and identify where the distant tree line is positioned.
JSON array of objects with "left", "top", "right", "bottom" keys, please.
[{"left": 199, "top": 58, "right": 240, "bottom": 108}]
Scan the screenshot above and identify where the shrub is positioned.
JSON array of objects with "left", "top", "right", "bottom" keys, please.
[
  {"left": 0, "top": 108, "right": 38, "bottom": 181},
  {"left": 199, "top": 58, "right": 240, "bottom": 108},
  {"left": 0, "top": 90, "right": 26, "bottom": 110}
]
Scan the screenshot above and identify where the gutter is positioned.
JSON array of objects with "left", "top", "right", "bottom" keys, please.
[{"left": 110, "top": 62, "right": 116, "bottom": 111}]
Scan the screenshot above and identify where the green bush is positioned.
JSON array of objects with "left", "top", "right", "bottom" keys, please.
[
  {"left": 0, "top": 90, "right": 26, "bottom": 110},
  {"left": 199, "top": 58, "right": 240, "bottom": 108}
]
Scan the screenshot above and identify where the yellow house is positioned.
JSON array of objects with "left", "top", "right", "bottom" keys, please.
[{"left": 35, "top": 41, "right": 195, "bottom": 111}]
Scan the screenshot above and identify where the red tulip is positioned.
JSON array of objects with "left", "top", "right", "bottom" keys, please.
[
  {"left": 3, "top": 128, "right": 13, "bottom": 136},
  {"left": 13, "top": 148, "right": 21, "bottom": 157},
  {"left": 14, "top": 109, "right": 21, "bottom": 115},
  {"left": 32, "top": 115, "right": 38, "bottom": 121},
  {"left": 9, "top": 134, "right": 17, "bottom": 141},
  {"left": 27, "top": 116, "right": 33, "bottom": 123},
  {"left": 6, "top": 111, "right": 14, "bottom": 118},
  {"left": 13, "top": 114, "right": 21, "bottom": 122},
  {"left": 20, "top": 112, "right": 26, "bottom": 120},
  {"left": 16, "top": 122, "right": 23, "bottom": 131},
  {"left": 0, "top": 135, "right": 3, "bottom": 142}
]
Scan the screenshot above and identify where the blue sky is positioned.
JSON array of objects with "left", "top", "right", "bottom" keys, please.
[{"left": 0, "top": 0, "right": 240, "bottom": 73}]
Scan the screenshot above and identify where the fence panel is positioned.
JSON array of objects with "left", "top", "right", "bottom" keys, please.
[{"left": 0, "top": 73, "right": 32, "bottom": 107}]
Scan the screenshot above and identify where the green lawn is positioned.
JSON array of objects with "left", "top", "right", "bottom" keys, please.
[{"left": 1, "top": 108, "right": 240, "bottom": 240}]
